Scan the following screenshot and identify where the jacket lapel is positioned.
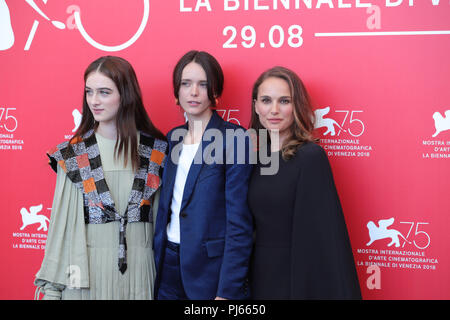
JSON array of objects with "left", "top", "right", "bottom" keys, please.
[
  {"left": 180, "top": 111, "right": 222, "bottom": 211},
  {"left": 164, "top": 126, "right": 186, "bottom": 209},
  {"left": 75, "top": 130, "right": 119, "bottom": 221}
]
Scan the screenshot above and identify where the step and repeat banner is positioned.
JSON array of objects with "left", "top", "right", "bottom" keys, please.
[{"left": 1, "top": 0, "right": 449, "bottom": 300}]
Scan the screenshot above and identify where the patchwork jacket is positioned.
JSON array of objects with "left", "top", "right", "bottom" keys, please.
[{"left": 47, "top": 129, "right": 168, "bottom": 273}]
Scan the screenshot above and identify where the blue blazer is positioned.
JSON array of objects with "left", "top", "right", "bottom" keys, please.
[{"left": 154, "top": 111, "right": 253, "bottom": 300}]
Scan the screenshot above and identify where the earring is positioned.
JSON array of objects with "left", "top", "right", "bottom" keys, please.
[
  {"left": 175, "top": 98, "right": 179, "bottom": 105},
  {"left": 215, "top": 98, "right": 219, "bottom": 106}
]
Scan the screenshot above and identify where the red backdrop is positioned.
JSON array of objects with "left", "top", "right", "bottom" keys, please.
[{"left": 1, "top": 0, "right": 449, "bottom": 300}]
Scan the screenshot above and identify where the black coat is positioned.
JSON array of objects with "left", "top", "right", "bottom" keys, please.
[{"left": 248, "top": 142, "right": 361, "bottom": 299}]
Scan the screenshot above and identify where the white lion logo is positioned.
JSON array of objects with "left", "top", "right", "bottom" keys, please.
[
  {"left": 432, "top": 110, "right": 450, "bottom": 138},
  {"left": 19, "top": 204, "right": 50, "bottom": 231},
  {"left": 366, "top": 217, "right": 410, "bottom": 248},
  {"left": 72, "top": 109, "right": 82, "bottom": 132},
  {"left": 0, "top": 0, "right": 15, "bottom": 50},
  {"left": 314, "top": 106, "right": 346, "bottom": 136}
]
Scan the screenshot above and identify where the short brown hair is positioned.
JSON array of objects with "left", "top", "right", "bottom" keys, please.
[{"left": 173, "top": 50, "right": 224, "bottom": 107}]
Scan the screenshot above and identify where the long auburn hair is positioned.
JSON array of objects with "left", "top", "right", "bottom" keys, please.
[
  {"left": 71, "top": 56, "right": 166, "bottom": 171},
  {"left": 249, "top": 66, "right": 317, "bottom": 160}
]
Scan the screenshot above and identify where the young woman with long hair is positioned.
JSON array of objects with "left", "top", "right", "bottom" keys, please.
[{"left": 34, "top": 56, "right": 167, "bottom": 300}]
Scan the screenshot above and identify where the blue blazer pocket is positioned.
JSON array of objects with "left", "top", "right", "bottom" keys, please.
[{"left": 205, "top": 239, "right": 225, "bottom": 258}]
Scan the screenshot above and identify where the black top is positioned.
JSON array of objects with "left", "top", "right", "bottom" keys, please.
[{"left": 248, "top": 142, "right": 361, "bottom": 299}]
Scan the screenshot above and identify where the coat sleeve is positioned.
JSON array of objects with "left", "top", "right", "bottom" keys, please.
[
  {"left": 290, "top": 144, "right": 361, "bottom": 299},
  {"left": 34, "top": 165, "right": 89, "bottom": 294},
  {"left": 216, "top": 129, "right": 254, "bottom": 300}
]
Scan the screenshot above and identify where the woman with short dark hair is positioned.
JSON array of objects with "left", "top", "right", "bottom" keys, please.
[{"left": 153, "top": 50, "right": 253, "bottom": 300}]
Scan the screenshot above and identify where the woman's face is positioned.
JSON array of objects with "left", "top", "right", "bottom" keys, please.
[
  {"left": 85, "top": 71, "right": 121, "bottom": 126},
  {"left": 178, "top": 61, "right": 212, "bottom": 118},
  {"left": 254, "top": 77, "right": 294, "bottom": 135}
]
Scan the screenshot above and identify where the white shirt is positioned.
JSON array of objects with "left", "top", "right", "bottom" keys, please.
[{"left": 166, "top": 142, "right": 200, "bottom": 243}]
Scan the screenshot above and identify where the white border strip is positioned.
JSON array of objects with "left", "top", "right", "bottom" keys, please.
[
  {"left": 24, "top": 21, "right": 39, "bottom": 51},
  {"left": 315, "top": 30, "right": 450, "bottom": 37}
]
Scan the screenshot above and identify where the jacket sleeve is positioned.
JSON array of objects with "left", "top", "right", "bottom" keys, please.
[
  {"left": 290, "top": 145, "right": 361, "bottom": 299},
  {"left": 216, "top": 129, "right": 254, "bottom": 299},
  {"left": 34, "top": 165, "right": 89, "bottom": 292},
  {"left": 34, "top": 279, "right": 64, "bottom": 300}
]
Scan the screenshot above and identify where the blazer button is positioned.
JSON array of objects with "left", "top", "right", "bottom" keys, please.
[{"left": 180, "top": 212, "right": 188, "bottom": 218}]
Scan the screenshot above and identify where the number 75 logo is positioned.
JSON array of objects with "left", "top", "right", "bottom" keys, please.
[
  {"left": 0, "top": 108, "right": 18, "bottom": 132},
  {"left": 400, "top": 222, "right": 430, "bottom": 250},
  {"left": 314, "top": 106, "right": 365, "bottom": 137}
]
